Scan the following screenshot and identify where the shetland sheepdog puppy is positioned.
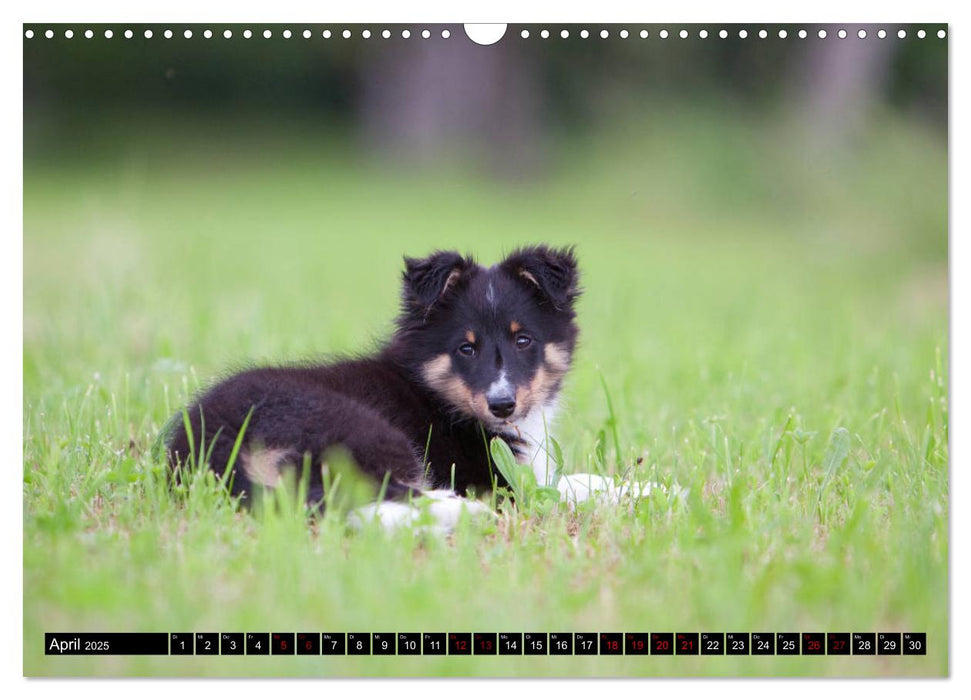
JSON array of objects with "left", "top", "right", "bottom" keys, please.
[{"left": 166, "top": 246, "right": 621, "bottom": 531}]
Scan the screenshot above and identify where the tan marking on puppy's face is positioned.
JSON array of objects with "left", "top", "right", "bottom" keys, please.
[
  {"left": 515, "top": 366, "right": 545, "bottom": 415},
  {"left": 241, "top": 447, "right": 291, "bottom": 488},
  {"left": 515, "top": 364, "right": 563, "bottom": 415},
  {"left": 512, "top": 342, "right": 572, "bottom": 415},
  {"left": 421, "top": 353, "right": 454, "bottom": 389},
  {"left": 544, "top": 342, "right": 571, "bottom": 375},
  {"left": 421, "top": 354, "right": 491, "bottom": 421},
  {"left": 465, "top": 330, "right": 476, "bottom": 344},
  {"left": 510, "top": 321, "right": 522, "bottom": 334}
]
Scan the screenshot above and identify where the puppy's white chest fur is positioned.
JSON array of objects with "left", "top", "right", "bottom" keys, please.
[{"left": 505, "top": 401, "right": 559, "bottom": 486}]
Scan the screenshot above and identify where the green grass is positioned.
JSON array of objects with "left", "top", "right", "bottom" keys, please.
[{"left": 23, "top": 106, "right": 948, "bottom": 676}]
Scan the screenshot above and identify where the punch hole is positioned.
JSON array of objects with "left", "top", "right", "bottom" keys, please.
[
  {"left": 561, "top": 30, "right": 570, "bottom": 39},
  {"left": 25, "top": 29, "right": 33, "bottom": 38},
  {"left": 640, "top": 30, "right": 648, "bottom": 39},
  {"left": 143, "top": 29, "right": 152, "bottom": 39},
  {"left": 719, "top": 29, "right": 728, "bottom": 39},
  {"left": 382, "top": 29, "right": 390, "bottom": 39},
  {"left": 600, "top": 29, "right": 608, "bottom": 39},
  {"left": 758, "top": 29, "right": 767, "bottom": 38},
  {"left": 323, "top": 30, "right": 331, "bottom": 38},
  {"left": 125, "top": 29, "right": 133, "bottom": 39},
  {"left": 164, "top": 29, "right": 173, "bottom": 39},
  {"left": 858, "top": 29, "right": 867, "bottom": 39},
  {"left": 938, "top": 29, "right": 946, "bottom": 38},
  {"left": 223, "top": 30, "right": 232, "bottom": 39},
  {"left": 817, "top": 29, "right": 827, "bottom": 39},
  {"left": 464, "top": 23, "right": 506, "bottom": 45},
  {"left": 303, "top": 30, "right": 311, "bottom": 39},
  {"left": 738, "top": 29, "right": 747, "bottom": 38},
  {"left": 84, "top": 29, "right": 93, "bottom": 39},
  {"left": 65, "top": 29, "right": 74, "bottom": 38},
  {"left": 798, "top": 29, "right": 807, "bottom": 38},
  {"left": 105, "top": 29, "right": 113, "bottom": 38},
  {"left": 621, "top": 29, "right": 629, "bottom": 39},
  {"left": 699, "top": 29, "right": 709, "bottom": 39},
  {"left": 45, "top": 29, "right": 53, "bottom": 38},
  {"left": 184, "top": 29, "right": 192, "bottom": 39},
  {"left": 362, "top": 29, "right": 371, "bottom": 39},
  {"left": 581, "top": 29, "right": 590, "bottom": 39},
  {"left": 263, "top": 29, "right": 272, "bottom": 39},
  {"left": 401, "top": 29, "right": 410, "bottom": 38},
  {"left": 204, "top": 29, "right": 212, "bottom": 39},
  {"left": 342, "top": 29, "right": 351, "bottom": 39},
  {"left": 878, "top": 29, "right": 886, "bottom": 38},
  {"left": 541, "top": 29, "right": 549, "bottom": 39},
  {"left": 422, "top": 29, "right": 430, "bottom": 39},
  {"left": 283, "top": 29, "right": 291, "bottom": 39},
  {"left": 917, "top": 29, "right": 926, "bottom": 38},
  {"left": 678, "top": 29, "right": 686, "bottom": 39},
  {"left": 837, "top": 29, "right": 847, "bottom": 39},
  {"left": 659, "top": 29, "right": 668, "bottom": 39},
  {"left": 441, "top": 29, "right": 450, "bottom": 39},
  {"left": 898, "top": 29, "right": 907, "bottom": 38},
  {"left": 243, "top": 29, "right": 252, "bottom": 39},
  {"left": 778, "top": 29, "right": 788, "bottom": 38}
]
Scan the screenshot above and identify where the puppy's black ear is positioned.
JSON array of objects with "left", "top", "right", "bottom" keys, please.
[
  {"left": 500, "top": 245, "right": 581, "bottom": 311},
  {"left": 402, "top": 251, "right": 475, "bottom": 311}
]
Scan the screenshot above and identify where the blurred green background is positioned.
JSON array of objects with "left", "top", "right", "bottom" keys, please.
[{"left": 23, "top": 24, "right": 947, "bottom": 676}]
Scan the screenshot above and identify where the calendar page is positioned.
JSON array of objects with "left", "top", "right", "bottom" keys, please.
[{"left": 23, "top": 19, "right": 948, "bottom": 678}]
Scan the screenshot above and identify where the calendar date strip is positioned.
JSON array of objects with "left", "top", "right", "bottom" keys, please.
[{"left": 45, "top": 632, "right": 926, "bottom": 656}]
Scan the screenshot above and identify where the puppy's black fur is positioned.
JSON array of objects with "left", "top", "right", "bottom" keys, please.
[{"left": 165, "top": 245, "right": 580, "bottom": 505}]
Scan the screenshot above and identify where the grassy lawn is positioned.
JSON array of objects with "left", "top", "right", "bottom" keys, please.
[{"left": 23, "top": 108, "right": 948, "bottom": 676}]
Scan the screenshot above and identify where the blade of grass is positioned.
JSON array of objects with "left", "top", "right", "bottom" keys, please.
[{"left": 598, "top": 370, "right": 623, "bottom": 470}]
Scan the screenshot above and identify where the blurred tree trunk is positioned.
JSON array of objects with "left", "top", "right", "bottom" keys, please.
[
  {"left": 357, "top": 29, "right": 544, "bottom": 176},
  {"left": 790, "top": 28, "right": 897, "bottom": 150}
]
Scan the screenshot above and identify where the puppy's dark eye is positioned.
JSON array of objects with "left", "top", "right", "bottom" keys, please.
[
  {"left": 515, "top": 335, "right": 532, "bottom": 349},
  {"left": 457, "top": 343, "right": 476, "bottom": 357}
]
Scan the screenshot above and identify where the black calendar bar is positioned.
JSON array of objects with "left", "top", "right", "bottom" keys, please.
[{"left": 43, "top": 632, "right": 927, "bottom": 656}]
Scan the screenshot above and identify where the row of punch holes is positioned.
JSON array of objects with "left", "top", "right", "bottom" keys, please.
[{"left": 24, "top": 26, "right": 947, "bottom": 41}]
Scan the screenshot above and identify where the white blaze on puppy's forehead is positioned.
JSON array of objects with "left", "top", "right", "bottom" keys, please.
[{"left": 486, "top": 279, "right": 496, "bottom": 307}]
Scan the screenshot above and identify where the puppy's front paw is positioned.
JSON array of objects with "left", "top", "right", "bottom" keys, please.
[
  {"left": 348, "top": 490, "right": 495, "bottom": 535},
  {"left": 556, "top": 473, "right": 620, "bottom": 505},
  {"left": 555, "top": 473, "right": 662, "bottom": 508},
  {"left": 424, "top": 491, "right": 496, "bottom": 533},
  {"left": 347, "top": 501, "right": 420, "bottom": 531}
]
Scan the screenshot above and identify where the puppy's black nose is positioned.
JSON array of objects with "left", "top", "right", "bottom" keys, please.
[{"left": 488, "top": 397, "right": 516, "bottom": 419}]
